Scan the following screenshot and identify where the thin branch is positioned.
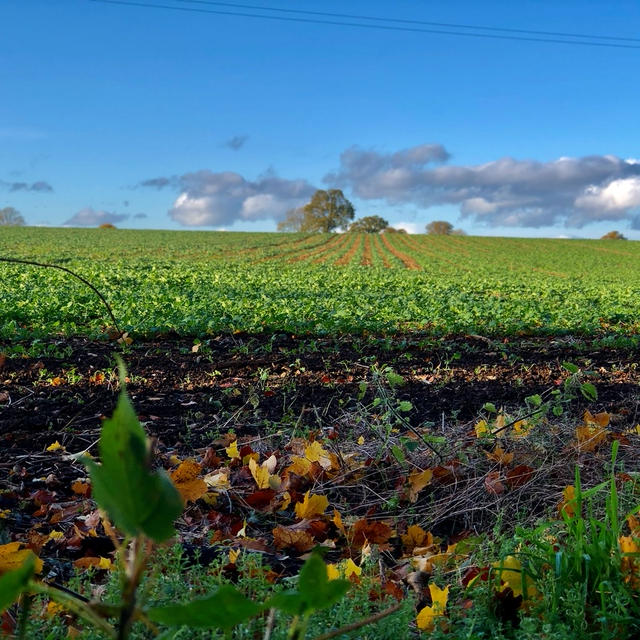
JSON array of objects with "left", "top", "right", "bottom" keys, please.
[
  {"left": 0, "top": 256, "right": 122, "bottom": 336},
  {"left": 310, "top": 601, "right": 403, "bottom": 640}
]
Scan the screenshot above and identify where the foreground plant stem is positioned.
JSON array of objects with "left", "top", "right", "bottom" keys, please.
[{"left": 29, "top": 582, "right": 117, "bottom": 639}]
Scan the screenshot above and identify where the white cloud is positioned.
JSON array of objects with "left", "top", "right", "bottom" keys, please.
[
  {"left": 394, "top": 221, "right": 421, "bottom": 234},
  {"left": 167, "top": 170, "right": 316, "bottom": 227},
  {"left": 326, "top": 144, "right": 640, "bottom": 228}
]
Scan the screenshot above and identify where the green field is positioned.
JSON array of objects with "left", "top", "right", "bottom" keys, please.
[{"left": 2, "top": 227, "right": 640, "bottom": 338}]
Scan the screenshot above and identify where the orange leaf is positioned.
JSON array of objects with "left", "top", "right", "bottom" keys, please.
[
  {"left": 401, "top": 524, "right": 432, "bottom": 551},
  {"left": 170, "top": 459, "right": 208, "bottom": 503},
  {"left": 485, "top": 446, "right": 514, "bottom": 466},
  {"left": 558, "top": 485, "right": 576, "bottom": 518},
  {"left": 408, "top": 469, "right": 433, "bottom": 503},
  {"left": 73, "top": 556, "right": 114, "bottom": 571},
  {"left": 71, "top": 481, "right": 91, "bottom": 497}
]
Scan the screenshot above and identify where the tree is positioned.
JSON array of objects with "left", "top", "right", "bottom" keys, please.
[
  {"left": 277, "top": 207, "right": 306, "bottom": 232},
  {"left": 278, "top": 189, "right": 355, "bottom": 233},
  {"left": 348, "top": 215, "right": 388, "bottom": 233},
  {"left": 382, "top": 227, "right": 407, "bottom": 234},
  {"left": 425, "top": 221, "right": 454, "bottom": 235},
  {"left": 0, "top": 206, "right": 25, "bottom": 226},
  {"left": 601, "top": 230, "right": 626, "bottom": 240}
]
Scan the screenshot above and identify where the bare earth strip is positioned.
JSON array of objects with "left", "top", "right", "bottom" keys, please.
[{"left": 379, "top": 233, "right": 422, "bottom": 270}]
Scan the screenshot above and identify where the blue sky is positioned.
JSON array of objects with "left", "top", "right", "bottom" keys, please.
[{"left": 2, "top": 0, "right": 640, "bottom": 237}]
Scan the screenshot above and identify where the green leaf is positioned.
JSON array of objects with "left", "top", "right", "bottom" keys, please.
[
  {"left": 81, "top": 359, "right": 183, "bottom": 542},
  {"left": 483, "top": 402, "right": 497, "bottom": 414},
  {"left": 525, "top": 394, "right": 543, "bottom": 408},
  {"left": 268, "top": 553, "right": 350, "bottom": 617},
  {"left": 0, "top": 554, "right": 34, "bottom": 614},
  {"left": 562, "top": 362, "right": 579, "bottom": 374},
  {"left": 397, "top": 400, "right": 412, "bottom": 413},
  {"left": 391, "top": 445, "right": 406, "bottom": 464},
  {"left": 385, "top": 370, "right": 405, "bottom": 387},
  {"left": 148, "top": 585, "right": 262, "bottom": 630},
  {"left": 580, "top": 382, "right": 598, "bottom": 402}
]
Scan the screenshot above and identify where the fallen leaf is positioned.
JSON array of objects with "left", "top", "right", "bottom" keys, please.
[
  {"left": 304, "top": 441, "right": 332, "bottom": 470},
  {"left": 485, "top": 446, "right": 514, "bottom": 466},
  {"left": 170, "top": 459, "right": 208, "bottom": 503},
  {"left": 351, "top": 519, "right": 393, "bottom": 547},
  {"left": 225, "top": 440, "right": 240, "bottom": 460},
  {"left": 294, "top": 491, "right": 329, "bottom": 519},
  {"left": 416, "top": 583, "right": 449, "bottom": 631},
  {"left": 408, "top": 469, "right": 433, "bottom": 503},
  {"left": 272, "top": 526, "right": 315, "bottom": 552},
  {"left": 484, "top": 471, "right": 505, "bottom": 495},
  {"left": 46, "top": 441, "right": 65, "bottom": 452},
  {"left": 0, "top": 542, "right": 43, "bottom": 574},
  {"left": 558, "top": 485, "right": 576, "bottom": 518}
]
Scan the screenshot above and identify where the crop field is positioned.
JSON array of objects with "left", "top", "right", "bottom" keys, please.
[
  {"left": 3, "top": 228, "right": 640, "bottom": 638},
  {"left": 2, "top": 227, "right": 640, "bottom": 338}
]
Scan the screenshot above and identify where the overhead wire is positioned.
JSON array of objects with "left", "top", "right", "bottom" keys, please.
[
  {"left": 171, "top": 0, "right": 640, "bottom": 44},
  {"left": 90, "top": 0, "right": 640, "bottom": 50}
]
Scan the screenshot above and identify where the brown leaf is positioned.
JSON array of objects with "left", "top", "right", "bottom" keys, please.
[
  {"left": 352, "top": 519, "right": 393, "bottom": 547},
  {"left": 71, "top": 481, "right": 91, "bottom": 497},
  {"left": 408, "top": 469, "right": 433, "bottom": 503},
  {"left": 484, "top": 471, "right": 505, "bottom": 495},
  {"left": 272, "top": 526, "right": 315, "bottom": 552},
  {"left": 505, "top": 465, "right": 534, "bottom": 488}
]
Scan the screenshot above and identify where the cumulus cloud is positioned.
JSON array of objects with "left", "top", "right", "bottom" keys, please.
[
  {"left": 64, "top": 207, "right": 129, "bottom": 226},
  {"left": 325, "top": 144, "right": 640, "bottom": 228},
  {"left": 1, "top": 180, "right": 53, "bottom": 192},
  {"left": 225, "top": 135, "right": 248, "bottom": 151},
  {"left": 394, "top": 221, "right": 421, "bottom": 234},
  {"left": 138, "top": 169, "right": 315, "bottom": 227}
]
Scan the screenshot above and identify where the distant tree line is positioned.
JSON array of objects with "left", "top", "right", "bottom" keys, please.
[{"left": 0, "top": 206, "right": 25, "bottom": 226}]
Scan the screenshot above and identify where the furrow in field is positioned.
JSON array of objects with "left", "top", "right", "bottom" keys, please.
[
  {"left": 379, "top": 233, "right": 421, "bottom": 270},
  {"left": 334, "top": 234, "right": 364, "bottom": 266},
  {"left": 253, "top": 234, "right": 334, "bottom": 263},
  {"left": 371, "top": 234, "right": 393, "bottom": 268},
  {"left": 312, "top": 232, "right": 356, "bottom": 264},
  {"left": 295, "top": 233, "right": 351, "bottom": 264},
  {"left": 360, "top": 234, "right": 373, "bottom": 266}
]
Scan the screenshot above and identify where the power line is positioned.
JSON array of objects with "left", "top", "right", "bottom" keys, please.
[
  {"left": 172, "top": 0, "right": 640, "bottom": 44},
  {"left": 90, "top": 0, "right": 640, "bottom": 50}
]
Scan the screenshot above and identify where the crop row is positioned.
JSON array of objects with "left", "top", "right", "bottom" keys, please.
[{"left": 2, "top": 228, "right": 640, "bottom": 337}]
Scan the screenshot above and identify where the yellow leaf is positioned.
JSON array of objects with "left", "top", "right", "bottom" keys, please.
[
  {"left": 624, "top": 424, "right": 640, "bottom": 436},
  {"left": 357, "top": 435, "right": 365, "bottom": 445},
  {"left": 416, "top": 583, "right": 449, "bottom": 631},
  {"left": 511, "top": 420, "right": 534, "bottom": 438},
  {"left": 408, "top": 469, "right": 433, "bottom": 503},
  {"left": 0, "top": 542, "right": 43, "bottom": 575},
  {"left": 249, "top": 458, "right": 271, "bottom": 489},
  {"left": 333, "top": 509, "right": 347, "bottom": 537},
  {"left": 46, "top": 441, "right": 64, "bottom": 452},
  {"left": 73, "top": 556, "right": 114, "bottom": 571},
  {"left": 326, "top": 563, "right": 341, "bottom": 580},
  {"left": 286, "top": 456, "right": 312, "bottom": 477},
  {"left": 294, "top": 491, "right": 329, "bottom": 519},
  {"left": 170, "top": 459, "right": 208, "bottom": 503},
  {"left": 343, "top": 558, "right": 362, "bottom": 578},
  {"left": 493, "top": 555, "right": 538, "bottom": 600},
  {"left": 229, "top": 549, "right": 240, "bottom": 564},
  {"left": 474, "top": 420, "right": 490, "bottom": 438},
  {"left": 627, "top": 515, "right": 640, "bottom": 535},
  {"left": 48, "top": 530, "right": 65, "bottom": 542},
  {"left": 558, "top": 485, "right": 576, "bottom": 518},
  {"left": 280, "top": 491, "right": 292, "bottom": 511},
  {"left": 225, "top": 440, "right": 240, "bottom": 459},
  {"left": 304, "top": 440, "right": 332, "bottom": 469},
  {"left": 46, "top": 601, "right": 65, "bottom": 617}
]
